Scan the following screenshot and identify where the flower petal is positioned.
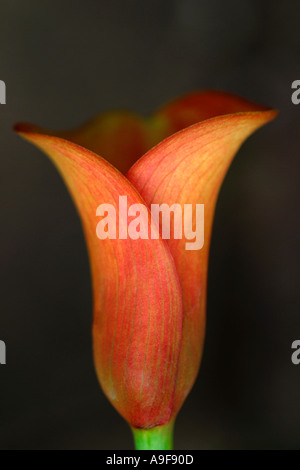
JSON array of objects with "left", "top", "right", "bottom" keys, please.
[
  {"left": 14, "top": 123, "right": 183, "bottom": 428},
  {"left": 57, "top": 111, "right": 147, "bottom": 174},
  {"left": 154, "top": 90, "right": 272, "bottom": 135},
  {"left": 35, "top": 91, "right": 270, "bottom": 175},
  {"left": 127, "top": 108, "right": 277, "bottom": 417}
]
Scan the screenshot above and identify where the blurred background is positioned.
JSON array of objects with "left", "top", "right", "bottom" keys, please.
[{"left": 0, "top": 0, "right": 299, "bottom": 449}]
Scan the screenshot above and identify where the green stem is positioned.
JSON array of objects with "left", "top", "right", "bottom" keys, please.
[{"left": 132, "top": 420, "right": 174, "bottom": 450}]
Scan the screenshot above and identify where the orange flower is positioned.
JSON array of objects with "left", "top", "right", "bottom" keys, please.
[{"left": 15, "top": 91, "right": 276, "bottom": 449}]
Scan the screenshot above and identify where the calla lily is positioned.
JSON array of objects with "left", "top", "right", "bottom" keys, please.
[{"left": 15, "top": 91, "right": 277, "bottom": 450}]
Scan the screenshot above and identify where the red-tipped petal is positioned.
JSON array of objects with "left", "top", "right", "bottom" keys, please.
[
  {"left": 154, "top": 90, "right": 270, "bottom": 135},
  {"left": 127, "top": 107, "right": 277, "bottom": 417},
  {"left": 15, "top": 123, "right": 183, "bottom": 428}
]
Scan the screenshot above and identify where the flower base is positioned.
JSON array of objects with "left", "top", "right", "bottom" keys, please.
[{"left": 132, "top": 420, "right": 174, "bottom": 450}]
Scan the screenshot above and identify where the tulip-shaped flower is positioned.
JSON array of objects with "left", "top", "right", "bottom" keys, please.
[{"left": 15, "top": 91, "right": 276, "bottom": 449}]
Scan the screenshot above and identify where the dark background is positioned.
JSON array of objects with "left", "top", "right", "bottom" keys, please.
[{"left": 0, "top": 0, "right": 299, "bottom": 449}]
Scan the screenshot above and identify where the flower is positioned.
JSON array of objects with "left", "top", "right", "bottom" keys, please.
[{"left": 15, "top": 91, "right": 276, "bottom": 449}]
